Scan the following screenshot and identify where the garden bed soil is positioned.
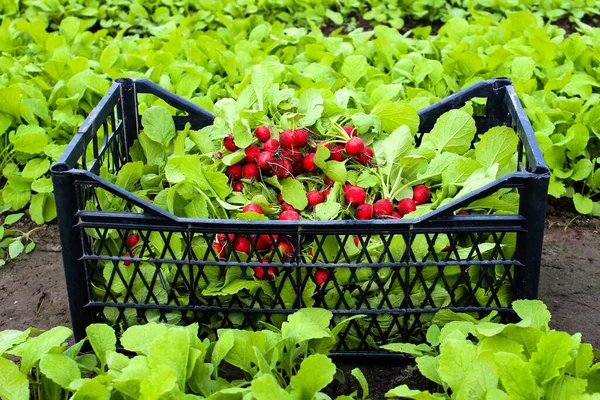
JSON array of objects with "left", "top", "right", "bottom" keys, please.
[{"left": 0, "top": 217, "right": 598, "bottom": 398}]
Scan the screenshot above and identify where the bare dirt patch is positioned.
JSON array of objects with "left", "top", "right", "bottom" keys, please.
[{"left": 0, "top": 224, "right": 69, "bottom": 332}]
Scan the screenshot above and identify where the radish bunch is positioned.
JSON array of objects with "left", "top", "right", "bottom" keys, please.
[
  {"left": 222, "top": 124, "right": 434, "bottom": 224},
  {"left": 341, "top": 184, "right": 431, "bottom": 220},
  {"left": 225, "top": 126, "right": 317, "bottom": 190}
]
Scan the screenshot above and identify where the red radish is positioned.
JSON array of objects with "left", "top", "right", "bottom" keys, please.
[
  {"left": 306, "top": 190, "right": 324, "bottom": 208},
  {"left": 226, "top": 164, "right": 242, "bottom": 180},
  {"left": 163, "top": 181, "right": 170, "bottom": 188},
  {"left": 397, "top": 198, "right": 417, "bottom": 217},
  {"left": 279, "top": 210, "right": 300, "bottom": 220},
  {"left": 315, "top": 269, "right": 329, "bottom": 286},
  {"left": 391, "top": 212, "right": 402, "bottom": 219},
  {"left": 413, "top": 185, "right": 431, "bottom": 205},
  {"left": 255, "top": 126, "right": 270, "bottom": 141},
  {"left": 216, "top": 152, "right": 223, "bottom": 159},
  {"left": 374, "top": 199, "right": 394, "bottom": 217},
  {"left": 280, "top": 129, "right": 296, "bottom": 149},
  {"left": 278, "top": 241, "right": 294, "bottom": 261},
  {"left": 345, "top": 186, "right": 366, "bottom": 205},
  {"left": 126, "top": 234, "right": 139, "bottom": 248},
  {"left": 283, "top": 149, "right": 302, "bottom": 165},
  {"left": 257, "top": 152, "right": 274, "bottom": 171},
  {"left": 254, "top": 263, "right": 277, "bottom": 280},
  {"left": 267, "top": 267, "right": 277, "bottom": 280},
  {"left": 255, "top": 235, "right": 272, "bottom": 251},
  {"left": 357, "top": 147, "right": 374, "bottom": 165},
  {"left": 345, "top": 137, "right": 365, "bottom": 156},
  {"left": 281, "top": 202, "right": 297, "bottom": 212},
  {"left": 123, "top": 253, "right": 132, "bottom": 266},
  {"left": 442, "top": 245, "right": 452, "bottom": 252},
  {"left": 294, "top": 129, "right": 309, "bottom": 147},
  {"left": 343, "top": 125, "right": 357, "bottom": 137},
  {"left": 354, "top": 236, "right": 360, "bottom": 246},
  {"left": 217, "top": 233, "right": 236, "bottom": 243},
  {"left": 355, "top": 203, "right": 374, "bottom": 220},
  {"left": 293, "top": 163, "right": 305, "bottom": 175},
  {"left": 232, "top": 181, "right": 244, "bottom": 192},
  {"left": 302, "top": 153, "right": 318, "bottom": 173},
  {"left": 274, "top": 159, "right": 293, "bottom": 179},
  {"left": 245, "top": 145, "right": 261, "bottom": 163},
  {"left": 277, "top": 193, "right": 284, "bottom": 203},
  {"left": 457, "top": 210, "right": 469, "bottom": 216},
  {"left": 212, "top": 242, "right": 225, "bottom": 259},
  {"left": 242, "top": 163, "right": 260, "bottom": 180},
  {"left": 234, "top": 237, "right": 251, "bottom": 254},
  {"left": 264, "top": 138, "right": 280, "bottom": 152},
  {"left": 343, "top": 183, "right": 353, "bottom": 192},
  {"left": 331, "top": 144, "right": 345, "bottom": 162},
  {"left": 322, "top": 187, "right": 331, "bottom": 198},
  {"left": 254, "top": 266, "right": 265, "bottom": 280},
  {"left": 224, "top": 134, "right": 238, "bottom": 151},
  {"left": 324, "top": 176, "right": 334, "bottom": 186},
  {"left": 242, "top": 204, "right": 264, "bottom": 214}
]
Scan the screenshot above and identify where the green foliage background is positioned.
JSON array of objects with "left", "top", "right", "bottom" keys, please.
[{"left": 1, "top": 0, "right": 600, "bottom": 222}]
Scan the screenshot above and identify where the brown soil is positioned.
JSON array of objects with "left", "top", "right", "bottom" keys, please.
[
  {"left": 554, "top": 14, "right": 600, "bottom": 34},
  {"left": 538, "top": 224, "right": 600, "bottom": 349},
  {"left": 0, "top": 221, "right": 598, "bottom": 397},
  {"left": 0, "top": 224, "right": 69, "bottom": 332}
]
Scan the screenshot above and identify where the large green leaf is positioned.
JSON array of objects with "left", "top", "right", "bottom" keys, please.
[
  {"left": 142, "top": 106, "right": 176, "bottom": 146},
  {"left": 39, "top": 353, "right": 81, "bottom": 389},
  {"left": 494, "top": 352, "right": 540, "bottom": 400},
  {"left": 384, "top": 385, "right": 438, "bottom": 399},
  {"left": 121, "top": 323, "right": 168, "bottom": 355},
  {"left": 371, "top": 100, "right": 419, "bottom": 134},
  {"left": 280, "top": 177, "right": 308, "bottom": 211},
  {"left": 147, "top": 327, "right": 190, "bottom": 390},
  {"left": 0, "top": 358, "right": 29, "bottom": 400},
  {"left": 425, "top": 109, "right": 476, "bottom": 154},
  {"left": 0, "top": 329, "right": 30, "bottom": 355},
  {"left": 528, "top": 331, "right": 576, "bottom": 385},
  {"left": 251, "top": 374, "right": 291, "bottom": 400},
  {"left": 9, "top": 326, "right": 72, "bottom": 373},
  {"left": 281, "top": 308, "right": 332, "bottom": 346},
  {"left": 475, "top": 126, "right": 519, "bottom": 169},
  {"left": 289, "top": 354, "right": 336, "bottom": 400},
  {"left": 437, "top": 338, "right": 477, "bottom": 391},
  {"left": 86, "top": 324, "right": 116, "bottom": 368},
  {"left": 513, "top": 300, "right": 551, "bottom": 331}
]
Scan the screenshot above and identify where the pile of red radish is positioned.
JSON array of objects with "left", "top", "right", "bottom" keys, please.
[
  {"left": 224, "top": 125, "right": 374, "bottom": 192},
  {"left": 224, "top": 124, "right": 432, "bottom": 223}
]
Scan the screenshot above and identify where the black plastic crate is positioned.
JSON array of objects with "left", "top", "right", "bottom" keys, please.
[{"left": 51, "top": 78, "right": 549, "bottom": 356}]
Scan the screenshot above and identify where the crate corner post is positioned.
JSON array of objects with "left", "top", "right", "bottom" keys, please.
[
  {"left": 515, "top": 174, "right": 550, "bottom": 300},
  {"left": 115, "top": 77, "right": 139, "bottom": 152},
  {"left": 51, "top": 162, "right": 93, "bottom": 343}
]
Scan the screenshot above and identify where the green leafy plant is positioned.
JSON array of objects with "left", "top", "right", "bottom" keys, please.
[
  {"left": 0, "top": 308, "right": 368, "bottom": 399},
  {"left": 0, "top": 213, "right": 38, "bottom": 266},
  {"left": 383, "top": 300, "right": 600, "bottom": 399},
  {"left": 0, "top": 300, "right": 597, "bottom": 399},
  {"left": 1, "top": 2, "right": 600, "bottom": 224}
]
